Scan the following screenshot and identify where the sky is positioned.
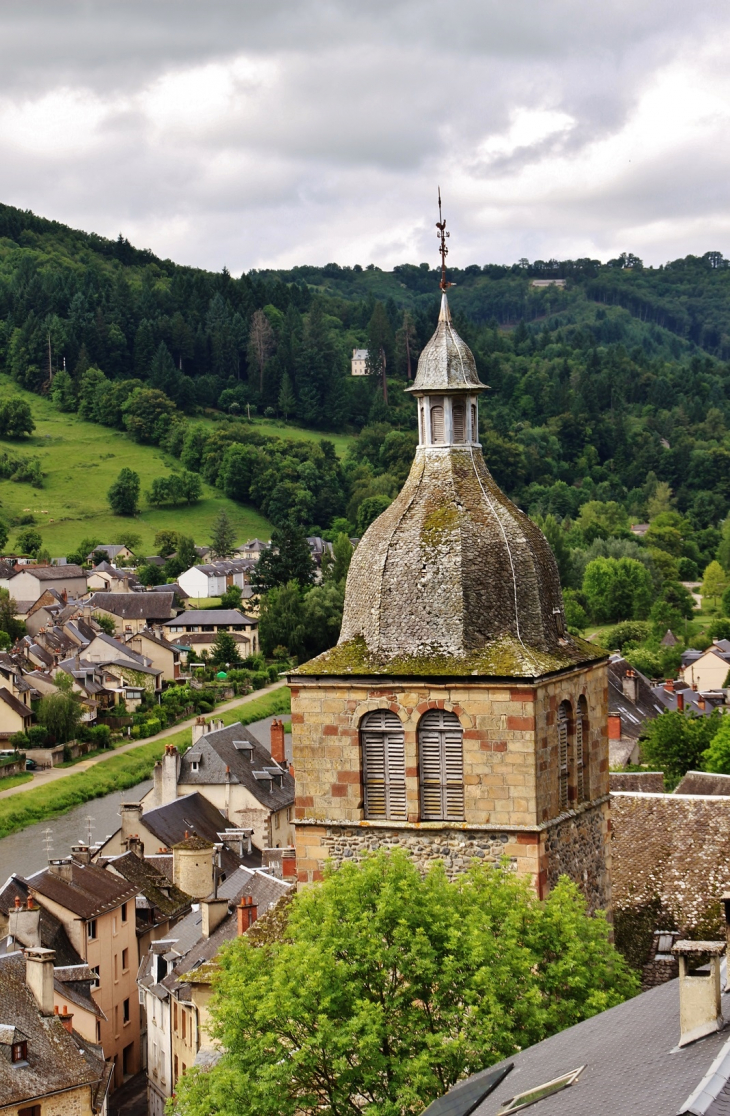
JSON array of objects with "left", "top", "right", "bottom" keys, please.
[{"left": 1, "top": 1, "right": 730, "bottom": 274}]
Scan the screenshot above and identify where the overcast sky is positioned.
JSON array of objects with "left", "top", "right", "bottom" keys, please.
[{"left": 1, "top": 1, "right": 729, "bottom": 273}]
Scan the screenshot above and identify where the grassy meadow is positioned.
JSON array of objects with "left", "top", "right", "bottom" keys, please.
[{"left": 0, "top": 375, "right": 274, "bottom": 556}]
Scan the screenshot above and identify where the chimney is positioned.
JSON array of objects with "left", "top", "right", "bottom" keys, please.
[
  {"left": 289, "top": 762, "right": 295, "bottom": 778},
  {"left": 120, "top": 803, "right": 143, "bottom": 842},
  {"left": 24, "top": 947, "right": 56, "bottom": 1015},
  {"left": 237, "top": 895, "right": 258, "bottom": 934},
  {"left": 622, "top": 669, "right": 638, "bottom": 704},
  {"left": 161, "top": 744, "right": 179, "bottom": 805},
  {"left": 607, "top": 712, "right": 622, "bottom": 740},
  {"left": 127, "top": 835, "right": 145, "bottom": 858},
  {"left": 192, "top": 717, "right": 207, "bottom": 745},
  {"left": 48, "top": 859, "right": 73, "bottom": 881},
  {"left": 200, "top": 898, "right": 229, "bottom": 939},
  {"left": 698, "top": 696, "right": 707, "bottom": 711},
  {"left": 664, "top": 679, "right": 675, "bottom": 693},
  {"left": 9, "top": 896, "right": 41, "bottom": 949},
  {"left": 71, "top": 845, "right": 91, "bottom": 865},
  {"left": 270, "top": 719, "right": 285, "bottom": 765},
  {"left": 672, "top": 940, "right": 725, "bottom": 1046},
  {"left": 677, "top": 690, "right": 685, "bottom": 712},
  {"left": 58, "top": 1009, "right": 74, "bottom": 1034},
  {"left": 281, "top": 848, "right": 297, "bottom": 879}
]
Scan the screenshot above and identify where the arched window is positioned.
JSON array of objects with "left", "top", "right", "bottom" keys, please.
[
  {"left": 558, "top": 701, "right": 571, "bottom": 811},
  {"left": 430, "top": 403, "right": 444, "bottom": 443},
  {"left": 419, "top": 710, "right": 464, "bottom": 821},
  {"left": 360, "top": 710, "right": 406, "bottom": 820},
  {"left": 471, "top": 403, "right": 477, "bottom": 441},
  {"left": 576, "top": 696, "right": 588, "bottom": 802},
  {"left": 452, "top": 403, "right": 466, "bottom": 442}
]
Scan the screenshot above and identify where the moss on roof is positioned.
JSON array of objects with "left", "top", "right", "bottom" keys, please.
[{"left": 293, "top": 633, "right": 606, "bottom": 681}]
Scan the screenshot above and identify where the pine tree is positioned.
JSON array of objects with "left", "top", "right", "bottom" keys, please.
[
  {"left": 211, "top": 630, "right": 241, "bottom": 665},
  {"left": 133, "top": 320, "right": 156, "bottom": 379},
  {"left": 209, "top": 510, "right": 238, "bottom": 558},
  {"left": 278, "top": 373, "right": 296, "bottom": 420},
  {"left": 149, "top": 342, "right": 177, "bottom": 396}
]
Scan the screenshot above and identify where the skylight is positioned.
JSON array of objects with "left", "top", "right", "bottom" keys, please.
[{"left": 496, "top": 1067, "right": 585, "bottom": 1114}]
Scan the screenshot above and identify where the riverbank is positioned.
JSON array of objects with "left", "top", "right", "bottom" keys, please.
[{"left": 0, "top": 683, "right": 290, "bottom": 840}]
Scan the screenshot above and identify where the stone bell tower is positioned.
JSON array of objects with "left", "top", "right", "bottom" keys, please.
[{"left": 289, "top": 208, "right": 610, "bottom": 911}]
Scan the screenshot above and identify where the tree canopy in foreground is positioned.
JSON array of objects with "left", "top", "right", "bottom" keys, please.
[{"left": 173, "top": 851, "right": 637, "bottom": 1116}]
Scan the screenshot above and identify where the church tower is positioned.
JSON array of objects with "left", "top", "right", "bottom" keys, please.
[{"left": 289, "top": 206, "right": 610, "bottom": 911}]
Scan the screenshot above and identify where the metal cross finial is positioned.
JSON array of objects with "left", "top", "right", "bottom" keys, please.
[{"left": 436, "top": 187, "right": 452, "bottom": 292}]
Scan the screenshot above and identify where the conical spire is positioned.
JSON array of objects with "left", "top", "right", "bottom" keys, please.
[{"left": 406, "top": 291, "right": 486, "bottom": 395}]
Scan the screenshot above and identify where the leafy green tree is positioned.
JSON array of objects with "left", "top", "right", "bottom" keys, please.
[
  {"left": 147, "top": 471, "right": 202, "bottom": 507},
  {"left": 278, "top": 372, "right": 296, "bottom": 420},
  {"left": 173, "top": 852, "right": 636, "bottom": 1116},
  {"left": 136, "top": 562, "right": 166, "bottom": 586},
  {"left": 50, "top": 369, "right": 76, "bottom": 412},
  {"left": 251, "top": 525, "right": 313, "bottom": 593},
  {"left": 640, "top": 710, "right": 723, "bottom": 788},
  {"left": 722, "top": 585, "right": 730, "bottom": 618},
  {"left": 535, "top": 514, "right": 571, "bottom": 585},
  {"left": 702, "top": 716, "right": 730, "bottom": 773},
  {"left": 210, "top": 510, "right": 238, "bottom": 559},
  {"left": 0, "top": 520, "right": 9, "bottom": 553},
  {"left": 122, "top": 387, "right": 177, "bottom": 443},
  {"left": 582, "top": 557, "right": 652, "bottom": 624},
  {"left": 576, "top": 501, "right": 629, "bottom": 542},
  {"left": 77, "top": 368, "right": 107, "bottom": 419},
  {"left": 301, "top": 582, "right": 344, "bottom": 656},
  {"left": 330, "top": 532, "right": 353, "bottom": 584},
  {"left": 165, "top": 534, "right": 198, "bottom": 578},
  {"left": 37, "top": 686, "right": 82, "bottom": 744},
  {"left": 718, "top": 517, "right": 730, "bottom": 573},
  {"left": 218, "top": 444, "right": 261, "bottom": 503},
  {"left": 356, "top": 493, "right": 392, "bottom": 536},
  {"left": 15, "top": 527, "right": 42, "bottom": 555},
  {"left": 0, "top": 631, "right": 10, "bottom": 651},
  {"left": 603, "top": 620, "right": 652, "bottom": 650},
  {"left": 702, "top": 560, "right": 727, "bottom": 609},
  {"left": 562, "top": 589, "right": 588, "bottom": 634},
  {"left": 0, "top": 399, "right": 35, "bottom": 438},
  {"left": 66, "top": 536, "right": 101, "bottom": 566},
  {"left": 211, "top": 630, "right": 242, "bottom": 665},
  {"left": 154, "top": 530, "right": 179, "bottom": 557},
  {"left": 258, "top": 581, "right": 306, "bottom": 657},
  {"left": 107, "top": 468, "right": 140, "bottom": 516},
  {"left": 92, "top": 612, "right": 116, "bottom": 636},
  {"left": 219, "top": 584, "right": 243, "bottom": 610}
]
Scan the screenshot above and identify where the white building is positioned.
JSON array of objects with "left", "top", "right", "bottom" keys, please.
[
  {"left": 351, "top": 348, "right": 368, "bottom": 376},
  {"left": 178, "top": 559, "right": 253, "bottom": 600}
]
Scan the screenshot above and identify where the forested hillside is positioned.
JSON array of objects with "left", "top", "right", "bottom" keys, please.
[{"left": 1, "top": 200, "right": 730, "bottom": 556}]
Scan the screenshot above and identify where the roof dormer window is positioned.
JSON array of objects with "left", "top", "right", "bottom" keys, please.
[{"left": 11, "top": 1040, "right": 27, "bottom": 1064}]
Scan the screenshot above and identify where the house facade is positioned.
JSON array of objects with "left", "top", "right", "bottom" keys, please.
[
  {"left": 85, "top": 593, "right": 177, "bottom": 636},
  {"left": 163, "top": 610, "right": 258, "bottom": 656},
  {"left": 290, "top": 292, "right": 610, "bottom": 912},
  {"left": 680, "top": 640, "right": 730, "bottom": 690},
  {"left": 0, "top": 564, "right": 88, "bottom": 606},
  {"left": 177, "top": 560, "right": 253, "bottom": 601},
  {"left": 351, "top": 348, "right": 368, "bottom": 375}
]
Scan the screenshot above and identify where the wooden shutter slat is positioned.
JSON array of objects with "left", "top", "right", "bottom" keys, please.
[
  {"left": 361, "top": 712, "right": 405, "bottom": 821},
  {"left": 418, "top": 711, "right": 464, "bottom": 821}
]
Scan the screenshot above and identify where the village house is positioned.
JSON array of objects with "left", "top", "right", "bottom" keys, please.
[
  {"left": 290, "top": 291, "right": 610, "bottom": 910},
  {"left": 125, "top": 630, "right": 182, "bottom": 683},
  {"left": 680, "top": 640, "right": 730, "bottom": 691},
  {"left": 606, "top": 657, "right": 669, "bottom": 768},
  {"left": 177, "top": 559, "right": 253, "bottom": 601},
  {"left": 86, "top": 562, "right": 139, "bottom": 594},
  {"left": 238, "top": 538, "right": 269, "bottom": 562},
  {"left": 0, "top": 653, "right": 33, "bottom": 740},
  {"left": 85, "top": 545, "right": 135, "bottom": 565},
  {"left": 68, "top": 632, "right": 163, "bottom": 706},
  {"left": 351, "top": 347, "right": 368, "bottom": 375},
  {"left": 0, "top": 948, "right": 111, "bottom": 1116},
  {"left": 137, "top": 868, "right": 290, "bottom": 1116},
  {"left": 163, "top": 609, "right": 258, "bottom": 657},
  {"left": 85, "top": 592, "right": 177, "bottom": 636},
  {"left": 20, "top": 855, "right": 141, "bottom": 1092},
  {"left": 0, "top": 563, "right": 88, "bottom": 609}
]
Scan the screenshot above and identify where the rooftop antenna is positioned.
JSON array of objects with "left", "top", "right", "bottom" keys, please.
[
  {"left": 42, "top": 827, "right": 54, "bottom": 857},
  {"left": 436, "top": 187, "right": 454, "bottom": 292},
  {"left": 83, "top": 815, "right": 95, "bottom": 846}
]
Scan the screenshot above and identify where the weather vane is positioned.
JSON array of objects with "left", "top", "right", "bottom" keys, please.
[{"left": 436, "top": 187, "right": 453, "bottom": 292}]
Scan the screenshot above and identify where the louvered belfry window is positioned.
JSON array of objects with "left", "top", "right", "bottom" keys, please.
[
  {"left": 576, "top": 696, "right": 588, "bottom": 802},
  {"left": 471, "top": 403, "right": 477, "bottom": 441},
  {"left": 361, "top": 710, "right": 407, "bottom": 820},
  {"left": 558, "top": 701, "right": 570, "bottom": 810},
  {"left": 419, "top": 710, "right": 464, "bottom": 821},
  {"left": 452, "top": 403, "right": 466, "bottom": 442},
  {"left": 430, "top": 402, "right": 445, "bottom": 443}
]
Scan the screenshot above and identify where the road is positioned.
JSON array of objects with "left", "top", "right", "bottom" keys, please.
[{"left": 0, "top": 679, "right": 287, "bottom": 803}]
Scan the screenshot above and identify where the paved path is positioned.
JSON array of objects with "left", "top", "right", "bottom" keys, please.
[{"left": 0, "top": 680, "right": 288, "bottom": 803}]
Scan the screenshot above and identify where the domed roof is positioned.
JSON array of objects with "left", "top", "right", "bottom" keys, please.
[
  {"left": 406, "top": 294, "right": 486, "bottom": 394},
  {"left": 297, "top": 301, "right": 604, "bottom": 680}
]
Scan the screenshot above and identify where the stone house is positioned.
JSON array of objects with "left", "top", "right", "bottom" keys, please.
[
  {"left": 351, "top": 348, "right": 368, "bottom": 375},
  {"left": 22, "top": 855, "right": 141, "bottom": 1091},
  {"left": 680, "top": 640, "right": 730, "bottom": 691},
  {"left": 0, "top": 949, "right": 111, "bottom": 1116},
  {"left": 85, "top": 545, "right": 135, "bottom": 564},
  {"left": 163, "top": 609, "right": 258, "bottom": 657},
  {"left": 125, "top": 630, "right": 182, "bottom": 683},
  {"left": 0, "top": 564, "right": 88, "bottom": 607},
  {"left": 85, "top": 592, "right": 177, "bottom": 636},
  {"left": 153, "top": 721, "right": 295, "bottom": 850},
  {"left": 290, "top": 292, "right": 610, "bottom": 912},
  {"left": 74, "top": 632, "right": 163, "bottom": 704}
]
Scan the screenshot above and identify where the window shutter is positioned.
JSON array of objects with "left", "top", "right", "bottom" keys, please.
[
  {"left": 471, "top": 403, "right": 477, "bottom": 441},
  {"left": 452, "top": 404, "right": 465, "bottom": 442},
  {"left": 575, "top": 715, "right": 584, "bottom": 802},
  {"left": 558, "top": 704, "right": 569, "bottom": 810},
  {"left": 430, "top": 404, "right": 444, "bottom": 443},
  {"left": 361, "top": 710, "right": 406, "bottom": 820},
  {"left": 419, "top": 710, "right": 464, "bottom": 821}
]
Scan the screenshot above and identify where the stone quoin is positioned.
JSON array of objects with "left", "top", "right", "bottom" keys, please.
[{"left": 288, "top": 238, "right": 610, "bottom": 911}]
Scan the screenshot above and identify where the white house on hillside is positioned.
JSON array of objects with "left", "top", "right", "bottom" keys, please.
[
  {"left": 178, "top": 559, "right": 253, "bottom": 600},
  {"left": 351, "top": 348, "right": 368, "bottom": 376}
]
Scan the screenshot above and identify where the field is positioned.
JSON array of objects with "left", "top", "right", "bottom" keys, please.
[{"left": 0, "top": 375, "right": 272, "bottom": 556}]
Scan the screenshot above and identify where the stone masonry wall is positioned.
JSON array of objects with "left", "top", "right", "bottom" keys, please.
[{"left": 542, "top": 800, "right": 611, "bottom": 914}]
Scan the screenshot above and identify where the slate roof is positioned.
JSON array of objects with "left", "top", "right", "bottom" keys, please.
[
  {"left": 448, "top": 973, "right": 730, "bottom": 1116},
  {"left": 164, "top": 610, "right": 254, "bottom": 628},
  {"left": 178, "top": 721, "right": 295, "bottom": 810},
  {"left": 675, "top": 771, "right": 730, "bottom": 796},
  {"left": 652, "top": 683, "right": 726, "bottom": 718},
  {"left": 0, "top": 952, "right": 104, "bottom": 1109},
  {"left": 105, "top": 851, "right": 192, "bottom": 920},
  {"left": 0, "top": 688, "right": 32, "bottom": 720},
  {"left": 86, "top": 545, "right": 132, "bottom": 561},
  {"left": 86, "top": 592, "right": 176, "bottom": 619},
  {"left": 25, "top": 859, "right": 139, "bottom": 920},
  {"left": 139, "top": 791, "right": 263, "bottom": 875},
  {"left": 611, "top": 791, "right": 730, "bottom": 942},
  {"left": 16, "top": 564, "right": 86, "bottom": 581},
  {"left": 406, "top": 293, "right": 486, "bottom": 394},
  {"left": 608, "top": 656, "right": 666, "bottom": 744},
  {"left": 54, "top": 964, "right": 106, "bottom": 1020}
]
